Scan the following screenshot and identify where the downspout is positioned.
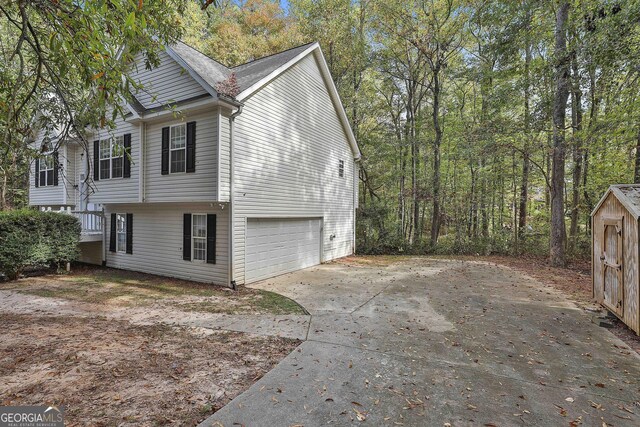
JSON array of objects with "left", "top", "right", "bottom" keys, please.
[
  {"left": 138, "top": 122, "right": 146, "bottom": 202},
  {"left": 354, "top": 157, "right": 361, "bottom": 254},
  {"left": 228, "top": 104, "right": 243, "bottom": 290}
]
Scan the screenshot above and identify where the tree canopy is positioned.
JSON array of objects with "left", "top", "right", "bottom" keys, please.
[{"left": 2, "top": 0, "right": 640, "bottom": 264}]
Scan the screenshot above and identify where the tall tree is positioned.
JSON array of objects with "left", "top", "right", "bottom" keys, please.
[
  {"left": 550, "top": 1, "right": 571, "bottom": 267},
  {"left": 0, "top": 0, "right": 218, "bottom": 209}
]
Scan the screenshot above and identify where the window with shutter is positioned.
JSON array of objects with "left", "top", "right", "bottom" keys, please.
[
  {"left": 38, "top": 154, "right": 56, "bottom": 187},
  {"left": 170, "top": 124, "right": 187, "bottom": 173},
  {"left": 99, "top": 136, "right": 124, "bottom": 179},
  {"left": 192, "top": 214, "right": 207, "bottom": 261}
]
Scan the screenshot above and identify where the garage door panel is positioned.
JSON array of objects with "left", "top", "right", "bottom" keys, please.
[{"left": 245, "top": 218, "right": 321, "bottom": 283}]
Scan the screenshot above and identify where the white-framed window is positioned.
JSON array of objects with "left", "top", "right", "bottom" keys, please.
[
  {"left": 338, "top": 160, "right": 344, "bottom": 178},
  {"left": 170, "top": 124, "right": 186, "bottom": 173},
  {"left": 39, "top": 153, "right": 55, "bottom": 186},
  {"left": 192, "top": 213, "right": 207, "bottom": 261},
  {"left": 99, "top": 136, "right": 124, "bottom": 180},
  {"left": 116, "top": 213, "right": 127, "bottom": 253}
]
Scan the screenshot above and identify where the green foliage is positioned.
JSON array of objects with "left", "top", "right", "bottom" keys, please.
[
  {"left": 0, "top": 0, "right": 219, "bottom": 209},
  {"left": 182, "top": 0, "right": 303, "bottom": 66},
  {"left": 0, "top": 210, "right": 81, "bottom": 280}
]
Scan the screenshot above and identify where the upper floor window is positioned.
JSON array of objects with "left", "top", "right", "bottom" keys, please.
[
  {"left": 338, "top": 160, "right": 344, "bottom": 178},
  {"left": 100, "top": 136, "right": 124, "bottom": 180},
  {"left": 170, "top": 124, "right": 186, "bottom": 173},
  {"left": 39, "top": 154, "right": 55, "bottom": 186}
]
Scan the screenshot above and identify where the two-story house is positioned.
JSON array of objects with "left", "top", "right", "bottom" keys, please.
[{"left": 28, "top": 41, "right": 360, "bottom": 287}]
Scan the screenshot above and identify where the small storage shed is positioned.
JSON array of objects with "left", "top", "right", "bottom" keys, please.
[{"left": 591, "top": 185, "right": 640, "bottom": 335}]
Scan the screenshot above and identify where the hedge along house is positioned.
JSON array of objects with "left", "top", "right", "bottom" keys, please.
[
  {"left": 28, "top": 41, "right": 361, "bottom": 287},
  {"left": 591, "top": 185, "right": 640, "bottom": 335}
]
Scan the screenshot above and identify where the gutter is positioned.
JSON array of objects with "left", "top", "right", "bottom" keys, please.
[{"left": 228, "top": 102, "right": 243, "bottom": 290}]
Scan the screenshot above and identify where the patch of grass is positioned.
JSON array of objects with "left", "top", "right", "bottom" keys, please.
[
  {"left": 254, "top": 290, "right": 308, "bottom": 315},
  {"left": 14, "top": 267, "right": 308, "bottom": 315}
]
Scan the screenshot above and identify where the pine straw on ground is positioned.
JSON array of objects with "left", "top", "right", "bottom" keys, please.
[{"left": 0, "top": 313, "right": 299, "bottom": 426}]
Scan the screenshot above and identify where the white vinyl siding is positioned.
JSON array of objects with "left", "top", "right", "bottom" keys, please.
[
  {"left": 105, "top": 203, "right": 228, "bottom": 285},
  {"left": 218, "top": 108, "right": 231, "bottom": 202},
  {"left": 89, "top": 115, "right": 139, "bottom": 205},
  {"left": 145, "top": 110, "right": 218, "bottom": 202},
  {"left": 232, "top": 53, "right": 356, "bottom": 284},
  {"left": 130, "top": 50, "right": 209, "bottom": 110}
]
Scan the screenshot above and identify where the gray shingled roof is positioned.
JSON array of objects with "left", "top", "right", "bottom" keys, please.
[
  {"left": 171, "top": 41, "right": 316, "bottom": 94},
  {"left": 170, "top": 42, "right": 230, "bottom": 91},
  {"left": 231, "top": 43, "right": 316, "bottom": 92}
]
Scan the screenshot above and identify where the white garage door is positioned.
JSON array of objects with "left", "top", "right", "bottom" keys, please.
[{"left": 245, "top": 218, "right": 322, "bottom": 283}]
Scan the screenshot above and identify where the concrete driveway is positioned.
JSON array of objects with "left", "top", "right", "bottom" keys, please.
[{"left": 200, "top": 257, "right": 640, "bottom": 426}]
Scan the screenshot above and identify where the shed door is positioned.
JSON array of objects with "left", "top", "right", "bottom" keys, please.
[
  {"left": 245, "top": 218, "right": 322, "bottom": 283},
  {"left": 601, "top": 217, "right": 624, "bottom": 316}
]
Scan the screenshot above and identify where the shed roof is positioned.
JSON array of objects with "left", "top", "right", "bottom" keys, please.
[{"left": 592, "top": 184, "right": 640, "bottom": 219}]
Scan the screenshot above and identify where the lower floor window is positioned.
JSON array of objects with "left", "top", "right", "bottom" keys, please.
[
  {"left": 116, "top": 213, "right": 126, "bottom": 253},
  {"left": 192, "top": 214, "right": 207, "bottom": 261}
]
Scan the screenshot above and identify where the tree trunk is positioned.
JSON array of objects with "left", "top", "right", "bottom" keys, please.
[
  {"left": 635, "top": 124, "right": 640, "bottom": 183},
  {"left": 519, "top": 10, "right": 532, "bottom": 238},
  {"left": 569, "top": 53, "right": 583, "bottom": 246},
  {"left": 430, "top": 67, "right": 443, "bottom": 246},
  {"left": 550, "top": 2, "right": 570, "bottom": 267}
]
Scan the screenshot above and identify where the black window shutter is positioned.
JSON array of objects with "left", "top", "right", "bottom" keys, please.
[
  {"left": 161, "top": 127, "right": 170, "bottom": 175},
  {"left": 126, "top": 213, "right": 133, "bottom": 254},
  {"left": 34, "top": 158, "right": 39, "bottom": 187},
  {"left": 109, "top": 213, "right": 116, "bottom": 252},
  {"left": 93, "top": 140, "right": 100, "bottom": 181},
  {"left": 123, "top": 133, "right": 132, "bottom": 178},
  {"left": 206, "top": 214, "right": 216, "bottom": 264},
  {"left": 183, "top": 213, "right": 191, "bottom": 261},
  {"left": 186, "top": 121, "right": 196, "bottom": 173},
  {"left": 53, "top": 152, "right": 59, "bottom": 186}
]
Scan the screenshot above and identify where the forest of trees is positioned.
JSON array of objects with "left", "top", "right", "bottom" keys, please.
[{"left": 2, "top": 0, "right": 640, "bottom": 266}]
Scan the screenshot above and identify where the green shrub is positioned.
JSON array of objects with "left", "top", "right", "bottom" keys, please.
[{"left": 0, "top": 209, "right": 81, "bottom": 280}]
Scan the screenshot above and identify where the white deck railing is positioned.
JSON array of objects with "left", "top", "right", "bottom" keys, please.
[{"left": 70, "top": 210, "right": 104, "bottom": 234}]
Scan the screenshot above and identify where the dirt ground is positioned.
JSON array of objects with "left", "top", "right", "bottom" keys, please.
[
  {"left": 0, "top": 266, "right": 302, "bottom": 426},
  {"left": 0, "top": 265, "right": 306, "bottom": 315}
]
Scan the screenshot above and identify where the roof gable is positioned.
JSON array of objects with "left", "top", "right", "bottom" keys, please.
[
  {"left": 592, "top": 184, "right": 640, "bottom": 219},
  {"left": 129, "top": 49, "right": 210, "bottom": 110},
  {"left": 233, "top": 44, "right": 361, "bottom": 159},
  {"left": 137, "top": 41, "right": 360, "bottom": 159}
]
